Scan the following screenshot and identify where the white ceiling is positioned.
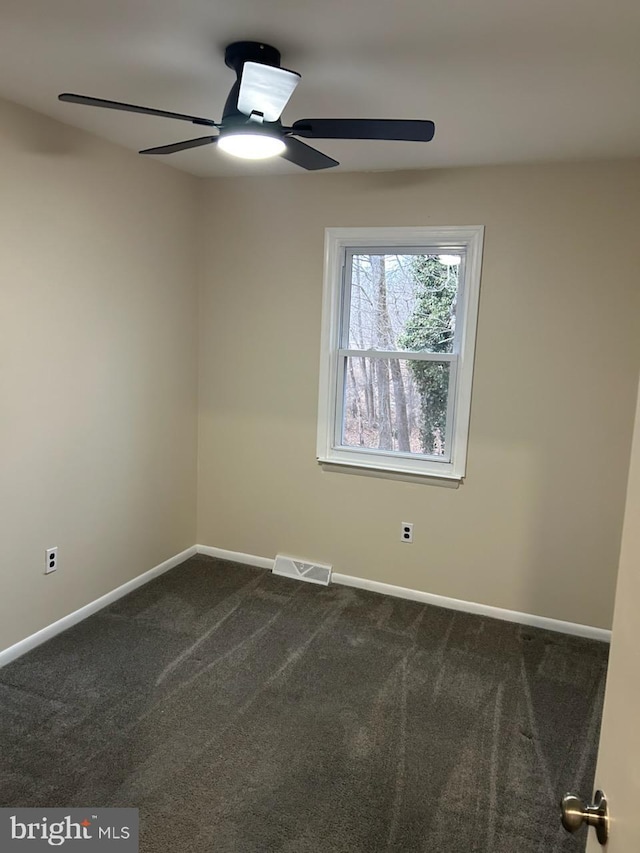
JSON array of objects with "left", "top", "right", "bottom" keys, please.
[{"left": 1, "top": 0, "right": 639, "bottom": 177}]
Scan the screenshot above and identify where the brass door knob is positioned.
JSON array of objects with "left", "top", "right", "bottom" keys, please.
[{"left": 561, "top": 790, "right": 609, "bottom": 845}]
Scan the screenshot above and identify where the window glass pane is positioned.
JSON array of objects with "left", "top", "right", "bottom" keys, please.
[
  {"left": 342, "top": 357, "right": 451, "bottom": 457},
  {"left": 347, "top": 253, "right": 461, "bottom": 354}
]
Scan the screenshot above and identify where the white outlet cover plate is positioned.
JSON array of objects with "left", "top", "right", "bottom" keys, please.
[{"left": 45, "top": 547, "right": 57, "bottom": 574}]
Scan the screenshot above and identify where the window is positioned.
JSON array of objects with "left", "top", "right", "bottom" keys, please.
[{"left": 317, "top": 226, "right": 484, "bottom": 480}]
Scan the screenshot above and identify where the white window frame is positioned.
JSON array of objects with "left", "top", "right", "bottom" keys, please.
[{"left": 316, "top": 226, "right": 484, "bottom": 481}]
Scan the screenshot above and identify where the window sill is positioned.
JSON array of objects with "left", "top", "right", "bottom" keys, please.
[{"left": 317, "top": 457, "right": 463, "bottom": 488}]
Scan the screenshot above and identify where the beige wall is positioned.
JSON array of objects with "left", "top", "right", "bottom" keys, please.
[
  {"left": 197, "top": 161, "right": 640, "bottom": 630},
  {"left": 0, "top": 98, "right": 199, "bottom": 651},
  {"left": 1, "top": 100, "right": 637, "bottom": 651}
]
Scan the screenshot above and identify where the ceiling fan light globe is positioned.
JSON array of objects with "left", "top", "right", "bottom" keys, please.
[{"left": 218, "top": 132, "right": 285, "bottom": 160}]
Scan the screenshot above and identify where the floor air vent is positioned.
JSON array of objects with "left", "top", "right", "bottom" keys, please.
[{"left": 272, "top": 554, "right": 332, "bottom": 586}]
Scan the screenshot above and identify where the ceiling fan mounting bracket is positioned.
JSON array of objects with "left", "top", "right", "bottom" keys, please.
[{"left": 224, "top": 42, "right": 281, "bottom": 75}]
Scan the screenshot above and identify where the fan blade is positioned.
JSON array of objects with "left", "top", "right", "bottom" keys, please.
[
  {"left": 280, "top": 137, "right": 339, "bottom": 171},
  {"left": 291, "top": 118, "right": 435, "bottom": 142},
  {"left": 139, "top": 136, "right": 217, "bottom": 155},
  {"left": 58, "top": 93, "right": 218, "bottom": 127},
  {"left": 237, "top": 62, "right": 300, "bottom": 122}
]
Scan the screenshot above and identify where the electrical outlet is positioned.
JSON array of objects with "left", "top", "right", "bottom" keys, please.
[
  {"left": 401, "top": 522, "right": 413, "bottom": 543},
  {"left": 45, "top": 547, "right": 58, "bottom": 574}
]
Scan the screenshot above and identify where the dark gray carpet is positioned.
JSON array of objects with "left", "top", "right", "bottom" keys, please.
[{"left": 0, "top": 555, "right": 608, "bottom": 852}]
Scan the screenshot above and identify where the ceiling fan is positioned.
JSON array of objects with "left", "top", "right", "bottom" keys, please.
[{"left": 58, "top": 41, "right": 435, "bottom": 170}]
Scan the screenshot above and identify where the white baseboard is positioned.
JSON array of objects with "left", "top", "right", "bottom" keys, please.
[
  {"left": 196, "top": 544, "right": 274, "bottom": 571},
  {"left": 196, "top": 545, "right": 611, "bottom": 643},
  {"left": 0, "top": 543, "right": 610, "bottom": 669},
  {"left": 0, "top": 546, "right": 197, "bottom": 669},
  {"left": 331, "top": 573, "right": 611, "bottom": 643}
]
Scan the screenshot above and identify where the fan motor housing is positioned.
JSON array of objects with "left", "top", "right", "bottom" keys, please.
[{"left": 222, "top": 42, "right": 283, "bottom": 123}]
